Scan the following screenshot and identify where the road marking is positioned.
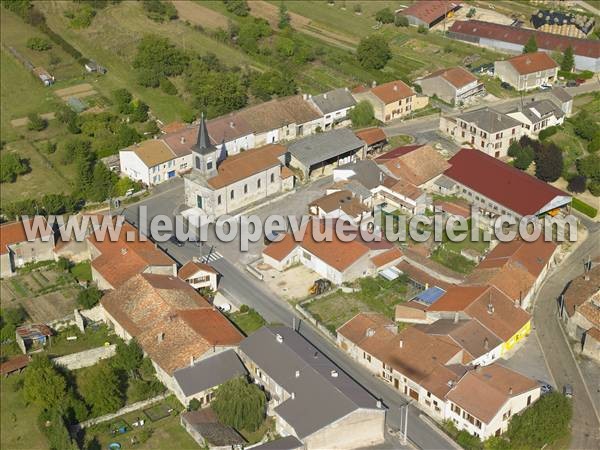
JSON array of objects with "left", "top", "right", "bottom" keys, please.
[{"left": 200, "top": 251, "right": 222, "bottom": 263}]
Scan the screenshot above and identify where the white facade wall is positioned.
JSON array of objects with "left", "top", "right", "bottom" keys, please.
[
  {"left": 507, "top": 111, "right": 564, "bottom": 137},
  {"left": 495, "top": 62, "right": 558, "bottom": 91},
  {"left": 120, "top": 150, "right": 150, "bottom": 185},
  {"left": 223, "top": 133, "right": 255, "bottom": 155}
]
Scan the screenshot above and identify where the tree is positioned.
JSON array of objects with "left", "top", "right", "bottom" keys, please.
[
  {"left": 133, "top": 35, "right": 189, "bottom": 87},
  {"left": 513, "top": 145, "right": 534, "bottom": 170},
  {"left": 572, "top": 111, "right": 596, "bottom": 141},
  {"left": 278, "top": 2, "right": 290, "bottom": 29},
  {"left": 560, "top": 45, "right": 574, "bottom": 72},
  {"left": 27, "top": 112, "right": 47, "bottom": 131},
  {"left": 589, "top": 179, "right": 600, "bottom": 197},
  {"left": 375, "top": 8, "right": 394, "bottom": 24},
  {"left": 212, "top": 376, "right": 266, "bottom": 432},
  {"left": 130, "top": 101, "right": 149, "bottom": 122},
  {"left": 535, "top": 143, "right": 563, "bottom": 182},
  {"left": 588, "top": 132, "right": 600, "bottom": 153},
  {"left": 576, "top": 154, "right": 600, "bottom": 179},
  {"left": 26, "top": 36, "right": 51, "bottom": 51},
  {"left": 250, "top": 70, "right": 296, "bottom": 101},
  {"left": 349, "top": 101, "right": 375, "bottom": 128},
  {"left": 523, "top": 35, "right": 538, "bottom": 53},
  {"left": 223, "top": 0, "right": 249, "bottom": 16},
  {"left": 88, "top": 162, "right": 117, "bottom": 202},
  {"left": 78, "top": 362, "right": 124, "bottom": 416},
  {"left": 0, "top": 153, "right": 30, "bottom": 183},
  {"left": 23, "top": 355, "right": 68, "bottom": 409},
  {"left": 188, "top": 398, "right": 201, "bottom": 411},
  {"left": 506, "top": 392, "right": 571, "bottom": 448},
  {"left": 113, "top": 88, "right": 132, "bottom": 113},
  {"left": 567, "top": 175, "right": 587, "bottom": 193},
  {"left": 112, "top": 339, "right": 144, "bottom": 377},
  {"left": 356, "top": 35, "right": 391, "bottom": 70},
  {"left": 57, "top": 256, "right": 71, "bottom": 272},
  {"left": 76, "top": 285, "right": 102, "bottom": 309},
  {"left": 395, "top": 15, "right": 409, "bottom": 27}
]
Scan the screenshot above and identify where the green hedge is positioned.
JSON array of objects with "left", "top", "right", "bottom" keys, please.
[
  {"left": 572, "top": 198, "right": 598, "bottom": 218},
  {"left": 558, "top": 70, "right": 594, "bottom": 80}
]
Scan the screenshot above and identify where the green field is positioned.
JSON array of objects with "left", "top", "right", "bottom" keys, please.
[
  {"left": 0, "top": 374, "right": 48, "bottom": 450},
  {"left": 228, "top": 308, "right": 266, "bottom": 335}
]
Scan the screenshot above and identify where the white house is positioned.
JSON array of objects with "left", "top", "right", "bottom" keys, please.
[
  {"left": 308, "top": 87, "right": 356, "bottom": 130},
  {"left": 507, "top": 99, "right": 565, "bottom": 137},
  {"left": 178, "top": 260, "right": 218, "bottom": 291},
  {"left": 494, "top": 52, "right": 559, "bottom": 91}
]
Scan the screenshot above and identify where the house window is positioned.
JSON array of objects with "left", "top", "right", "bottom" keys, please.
[
  {"left": 244, "top": 184, "right": 248, "bottom": 194},
  {"left": 363, "top": 352, "right": 371, "bottom": 362},
  {"left": 302, "top": 251, "right": 311, "bottom": 261},
  {"left": 217, "top": 195, "right": 222, "bottom": 205},
  {"left": 207, "top": 160, "right": 213, "bottom": 170},
  {"left": 527, "top": 395, "right": 531, "bottom": 406},
  {"left": 230, "top": 190, "right": 235, "bottom": 200},
  {"left": 195, "top": 156, "right": 201, "bottom": 169},
  {"left": 257, "top": 179, "right": 261, "bottom": 189},
  {"left": 270, "top": 173, "right": 275, "bottom": 183}
]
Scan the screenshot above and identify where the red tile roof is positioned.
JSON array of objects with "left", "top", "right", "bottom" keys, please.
[
  {"left": 375, "top": 145, "right": 422, "bottom": 162},
  {"left": 504, "top": 52, "right": 558, "bottom": 75},
  {"left": 445, "top": 149, "right": 569, "bottom": 216},
  {"left": 370, "top": 247, "right": 403, "bottom": 268},
  {"left": 354, "top": 128, "right": 387, "bottom": 147},
  {"left": 401, "top": 0, "right": 462, "bottom": 25},
  {"left": 422, "top": 67, "right": 477, "bottom": 88},
  {"left": 1, "top": 218, "right": 53, "bottom": 255},
  {"left": 178, "top": 261, "right": 217, "bottom": 280},
  {"left": 371, "top": 80, "right": 415, "bottom": 104},
  {"left": 87, "top": 219, "right": 176, "bottom": 289},
  {"left": 450, "top": 20, "right": 600, "bottom": 58},
  {"left": 382, "top": 145, "right": 450, "bottom": 186}
]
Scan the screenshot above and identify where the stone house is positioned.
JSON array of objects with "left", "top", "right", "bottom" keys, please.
[
  {"left": 1, "top": 219, "right": 55, "bottom": 278},
  {"left": 494, "top": 52, "right": 559, "bottom": 91},
  {"left": 308, "top": 87, "right": 356, "bottom": 130},
  {"left": 416, "top": 67, "right": 485, "bottom": 105},
  {"left": 352, "top": 81, "right": 419, "bottom": 123}
]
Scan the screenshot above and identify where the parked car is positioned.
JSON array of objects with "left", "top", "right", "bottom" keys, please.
[
  {"left": 576, "top": 78, "right": 586, "bottom": 86},
  {"left": 218, "top": 303, "right": 232, "bottom": 313},
  {"left": 538, "top": 381, "right": 553, "bottom": 395},
  {"left": 566, "top": 79, "right": 577, "bottom": 87},
  {"left": 563, "top": 384, "right": 573, "bottom": 398},
  {"left": 539, "top": 84, "right": 552, "bottom": 90},
  {"left": 169, "top": 235, "right": 184, "bottom": 247},
  {"left": 500, "top": 81, "right": 514, "bottom": 90}
]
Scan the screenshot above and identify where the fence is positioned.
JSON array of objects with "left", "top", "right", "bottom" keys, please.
[{"left": 52, "top": 344, "right": 116, "bottom": 370}]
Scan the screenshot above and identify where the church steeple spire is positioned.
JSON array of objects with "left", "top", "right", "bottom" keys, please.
[{"left": 192, "top": 112, "right": 215, "bottom": 155}]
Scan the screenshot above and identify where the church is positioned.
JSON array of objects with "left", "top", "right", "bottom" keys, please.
[{"left": 183, "top": 114, "right": 295, "bottom": 222}]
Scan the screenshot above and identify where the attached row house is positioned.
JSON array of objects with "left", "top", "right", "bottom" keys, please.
[
  {"left": 416, "top": 67, "right": 485, "bottom": 105},
  {"left": 352, "top": 80, "right": 421, "bottom": 123}
]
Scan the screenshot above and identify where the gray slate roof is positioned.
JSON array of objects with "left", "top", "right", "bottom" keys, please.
[
  {"left": 288, "top": 129, "right": 365, "bottom": 167},
  {"left": 310, "top": 88, "right": 356, "bottom": 115},
  {"left": 457, "top": 107, "right": 522, "bottom": 133},
  {"left": 173, "top": 349, "right": 247, "bottom": 397},
  {"left": 520, "top": 99, "right": 563, "bottom": 124},
  {"left": 249, "top": 436, "right": 303, "bottom": 450},
  {"left": 336, "top": 159, "right": 386, "bottom": 191},
  {"left": 549, "top": 86, "right": 572, "bottom": 104},
  {"left": 434, "top": 175, "right": 457, "bottom": 190},
  {"left": 240, "top": 326, "right": 383, "bottom": 439}
]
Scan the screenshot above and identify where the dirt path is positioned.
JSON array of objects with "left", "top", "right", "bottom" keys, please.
[
  {"left": 54, "top": 83, "right": 95, "bottom": 97},
  {"left": 172, "top": 1, "right": 229, "bottom": 30}
]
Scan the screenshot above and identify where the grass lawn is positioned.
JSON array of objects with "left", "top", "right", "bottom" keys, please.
[
  {"left": 480, "top": 75, "right": 520, "bottom": 99},
  {"left": 0, "top": 374, "right": 48, "bottom": 450},
  {"left": 70, "top": 261, "right": 92, "bottom": 282},
  {"left": 387, "top": 135, "right": 414, "bottom": 148},
  {"left": 46, "top": 324, "right": 116, "bottom": 358},
  {"left": 431, "top": 245, "right": 477, "bottom": 274},
  {"left": 441, "top": 220, "right": 490, "bottom": 255},
  {"left": 306, "top": 276, "right": 418, "bottom": 332},
  {"left": 239, "top": 417, "right": 275, "bottom": 445},
  {"left": 228, "top": 308, "right": 266, "bottom": 336},
  {"left": 82, "top": 396, "right": 198, "bottom": 449}
]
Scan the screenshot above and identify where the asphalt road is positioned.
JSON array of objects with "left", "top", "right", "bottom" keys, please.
[{"left": 532, "top": 216, "right": 600, "bottom": 450}]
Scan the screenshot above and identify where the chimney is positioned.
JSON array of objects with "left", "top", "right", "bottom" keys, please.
[
  {"left": 372, "top": 80, "right": 377, "bottom": 88},
  {"left": 366, "top": 327, "right": 375, "bottom": 338},
  {"left": 295, "top": 370, "right": 300, "bottom": 378},
  {"left": 376, "top": 400, "right": 382, "bottom": 409},
  {"left": 276, "top": 334, "right": 284, "bottom": 343},
  {"left": 509, "top": 386, "right": 513, "bottom": 395},
  {"left": 487, "top": 303, "right": 495, "bottom": 315},
  {"left": 399, "top": 339, "right": 404, "bottom": 349},
  {"left": 323, "top": 93, "right": 328, "bottom": 99},
  {"left": 484, "top": 337, "right": 489, "bottom": 351},
  {"left": 331, "top": 370, "right": 339, "bottom": 378},
  {"left": 190, "top": 355, "right": 194, "bottom": 366},
  {"left": 393, "top": 84, "right": 398, "bottom": 91},
  {"left": 291, "top": 392, "right": 295, "bottom": 399},
  {"left": 302, "top": 93, "right": 308, "bottom": 100},
  {"left": 180, "top": 136, "right": 185, "bottom": 144},
  {"left": 454, "top": 312, "right": 459, "bottom": 323},
  {"left": 120, "top": 247, "right": 128, "bottom": 255},
  {"left": 229, "top": 121, "right": 235, "bottom": 129},
  {"left": 157, "top": 332, "right": 164, "bottom": 343},
  {"left": 313, "top": 351, "right": 318, "bottom": 359}
]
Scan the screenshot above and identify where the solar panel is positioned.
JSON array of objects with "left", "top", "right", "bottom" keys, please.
[{"left": 414, "top": 286, "right": 446, "bottom": 305}]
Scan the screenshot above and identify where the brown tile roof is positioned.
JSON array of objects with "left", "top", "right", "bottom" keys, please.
[
  {"left": 427, "top": 285, "right": 488, "bottom": 312},
  {"left": 370, "top": 81, "right": 415, "bottom": 104},
  {"left": 310, "top": 190, "right": 370, "bottom": 218},
  {"left": 337, "top": 312, "right": 397, "bottom": 347},
  {"left": 450, "top": 20, "right": 600, "bottom": 59},
  {"left": 300, "top": 224, "right": 369, "bottom": 272},
  {"left": 433, "top": 199, "right": 471, "bottom": 218},
  {"left": 423, "top": 67, "right": 477, "bottom": 89},
  {"left": 101, "top": 273, "right": 242, "bottom": 374},
  {"left": 587, "top": 327, "right": 600, "bottom": 342},
  {"left": 237, "top": 95, "right": 322, "bottom": 134},
  {"left": 564, "top": 266, "right": 600, "bottom": 317},
  {"left": 396, "top": 260, "right": 452, "bottom": 290},
  {"left": 355, "top": 128, "right": 387, "bottom": 146},
  {"left": 87, "top": 220, "right": 175, "bottom": 289},
  {"left": 178, "top": 261, "right": 217, "bottom": 280},
  {"left": 127, "top": 139, "right": 176, "bottom": 167},
  {"left": 401, "top": 0, "right": 462, "bottom": 25},
  {"left": 161, "top": 121, "right": 187, "bottom": 134},
  {"left": 477, "top": 239, "right": 557, "bottom": 278},
  {"left": 375, "top": 145, "right": 422, "bottom": 162},
  {"left": 578, "top": 301, "right": 600, "bottom": 329},
  {"left": 207, "top": 144, "right": 286, "bottom": 189},
  {"left": 383, "top": 145, "right": 450, "bottom": 186},
  {"left": 504, "top": 51, "right": 558, "bottom": 75},
  {"left": 466, "top": 265, "right": 536, "bottom": 303},
  {"left": 447, "top": 365, "right": 538, "bottom": 423},
  {"left": 163, "top": 126, "right": 197, "bottom": 157},
  {"left": 1, "top": 218, "right": 53, "bottom": 255},
  {"left": 370, "top": 247, "right": 403, "bottom": 268},
  {"left": 383, "top": 177, "right": 423, "bottom": 201},
  {"left": 263, "top": 233, "right": 298, "bottom": 262},
  {"left": 207, "top": 113, "right": 254, "bottom": 143}
]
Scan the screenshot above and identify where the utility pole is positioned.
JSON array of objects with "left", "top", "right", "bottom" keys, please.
[{"left": 398, "top": 403, "right": 409, "bottom": 445}]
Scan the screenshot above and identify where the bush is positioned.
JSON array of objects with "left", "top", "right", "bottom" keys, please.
[
  {"left": 26, "top": 36, "right": 51, "bottom": 51},
  {"left": 159, "top": 77, "right": 178, "bottom": 95},
  {"left": 467, "top": 7, "right": 476, "bottom": 18},
  {"left": 27, "top": 113, "right": 47, "bottom": 131},
  {"left": 589, "top": 179, "right": 600, "bottom": 197},
  {"left": 572, "top": 198, "right": 598, "bottom": 218},
  {"left": 223, "top": 0, "right": 249, "bottom": 16},
  {"left": 188, "top": 398, "right": 201, "bottom": 411},
  {"left": 77, "top": 286, "right": 102, "bottom": 309},
  {"left": 349, "top": 100, "right": 375, "bottom": 128},
  {"left": 239, "top": 304, "right": 250, "bottom": 313},
  {"left": 417, "top": 24, "right": 428, "bottom": 34},
  {"left": 394, "top": 15, "right": 409, "bottom": 27},
  {"left": 538, "top": 125, "right": 559, "bottom": 141},
  {"left": 356, "top": 35, "right": 391, "bottom": 69},
  {"left": 375, "top": 8, "right": 394, "bottom": 24},
  {"left": 0, "top": 153, "right": 31, "bottom": 183}
]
